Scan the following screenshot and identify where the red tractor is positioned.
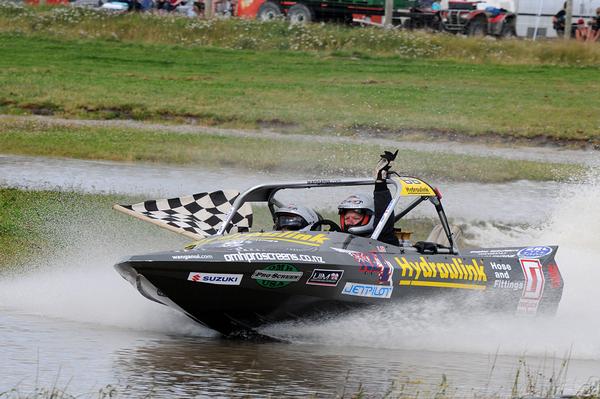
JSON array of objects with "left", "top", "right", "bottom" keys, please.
[{"left": 439, "top": 1, "right": 516, "bottom": 36}]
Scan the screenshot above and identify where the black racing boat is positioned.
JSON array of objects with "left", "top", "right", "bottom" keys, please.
[{"left": 114, "top": 175, "right": 564, "bottom": 336}]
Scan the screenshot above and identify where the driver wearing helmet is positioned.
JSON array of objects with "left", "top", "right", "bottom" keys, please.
[
  {"left": 338, "top": 151, "right": 400, "bottom": 246},
  {"left": 338, "top": 194, "right": 375, "bottom": 235},
  {"left": 274, "top": 204, "right": 321, "bottom": 231}
]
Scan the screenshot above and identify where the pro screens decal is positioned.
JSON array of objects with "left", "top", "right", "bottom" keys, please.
[{"left": 252, "top": 264, "right": 303, "bottom": 288}]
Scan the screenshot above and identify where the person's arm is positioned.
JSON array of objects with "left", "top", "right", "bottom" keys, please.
[
  {"left": 373, "top": 151, "right": 399, "bottom": 246},
  {"left": 373, "top": 181, "right": 399, "bottom": 246}
]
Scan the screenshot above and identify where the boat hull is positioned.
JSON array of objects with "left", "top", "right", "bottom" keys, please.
[{"left": 115, "top": 231, "right": 563, "bottom": 336}]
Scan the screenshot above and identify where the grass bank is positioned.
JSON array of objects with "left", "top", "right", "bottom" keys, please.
[
  {"left": 0, "top": 5, "right": 599, "bottom": 144},
  {"left": 0, "top": 188, "right": 98, "bottom": 266},
  {"left": 0, "top": 188, "right": 186, "bottom": 267},
  {"left": 0, "top": 119, "right": 584, "bottom": 182}
]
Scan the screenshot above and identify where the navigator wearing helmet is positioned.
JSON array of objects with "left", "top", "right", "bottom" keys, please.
[
  {"left": 338, "top": 151, "right": 399, "bottom": 246},
  {"left": 274, "top": 204, "right": 321, "bottom": 231}
]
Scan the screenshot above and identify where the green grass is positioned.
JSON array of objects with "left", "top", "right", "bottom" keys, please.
[
  {"left": 0, "top": 189, "right": 132, "bottom": 267},
  {"left": 0, "top": 6, "right": 599, "bottom": 143},
  {"left": 0, "top": 189, "right": 31, "bottom": 264},
  {"left": 0, "top": 188, "right": 185, "bottom": 268},
  {"left": 0, "top": 119, "right": 585, "bottom": 182}
]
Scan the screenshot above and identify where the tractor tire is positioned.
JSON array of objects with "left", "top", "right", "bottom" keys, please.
[
  {"left": 257, "top": 1, "right": 282, "bottom": 21},
  {"left": 501, "top": 21, "right": 517, "bottom": 38},
  {"left": 467, "top": 18, "right": 487, "bottom": 36},
  {"left": 287, "top": 3, "right": 313, "bottom": 24}
]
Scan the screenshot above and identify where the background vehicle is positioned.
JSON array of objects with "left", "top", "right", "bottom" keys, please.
[
  {"left": 440, "top": 1, "right": 516, "bottom": 36},
  {"left": 238, "top": 0, "right": 440, "bottom": 27}
]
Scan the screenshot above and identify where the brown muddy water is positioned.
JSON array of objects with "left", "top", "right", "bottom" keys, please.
[{"left": 1, "top": 155, "right": 600, "bottom": 397}]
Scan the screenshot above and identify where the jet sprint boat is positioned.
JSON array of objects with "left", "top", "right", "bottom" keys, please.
[{"left": 114, "top": 175, "right": 563, "bottom": 336}]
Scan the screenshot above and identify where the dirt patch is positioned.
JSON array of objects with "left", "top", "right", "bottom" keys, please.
[
  {"left": 360, "top": 79, "right": 382, "bottom": 85},
  {"left": 79, "top": 105, "right": 139, "bottom": 120},
  {"left": 348, "top": 124, "right": 600, "bottom": 151},
  {"left": 156, "top": 111, "right": 244, "bottom": 126},
  {"left": 0, "top": 99, "right": 17, "bottom": 107},
  {"left": 257, "top": 118, "right": 298, "bottom": 130},
  {"left": 20, "top": 102, "right": 61, "bottom": 116}
]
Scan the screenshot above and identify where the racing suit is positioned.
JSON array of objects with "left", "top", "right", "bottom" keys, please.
[{"left": 373, "top": 181, "right": 400, "bottom": 247}]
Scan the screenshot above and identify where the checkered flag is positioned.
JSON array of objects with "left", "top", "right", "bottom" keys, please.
[{"left": 114, "top": 190, "right": 252, "bottom": 240}]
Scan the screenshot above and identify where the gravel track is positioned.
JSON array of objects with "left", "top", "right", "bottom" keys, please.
[{"left": 2, "top": 115, "right": 598, "bottom": 166}]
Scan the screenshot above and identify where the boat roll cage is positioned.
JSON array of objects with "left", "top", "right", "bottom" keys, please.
[{"left": 216, "top": 174, "right": 457, "bottom": 254}]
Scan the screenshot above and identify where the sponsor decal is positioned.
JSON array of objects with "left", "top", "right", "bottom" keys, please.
[
  {"left": 224, "top": 252, "right": 325, "bottom": 264},
  {"left": 376, "top": 246, "right": 387, "bottom": 253},
  {"left": 398, "top": 178, "right": 435, "bottom": 196},
  {"left": 467, "top": 248, "right": 519, "bottom": 259},
  {"left": 520, "top": 259, "right": 545, "bottom": 300},
  {"left": 353, "top": 253, "right": 394, "bottom": 285},
  {"left": 517, "top": 259, "right": 545, "bottom": 315},
  {"left": 493, "top": 280, "right": 524, "bottom": 290},
  {"left": 395, "top": 256, "right": 487, "bottom": 290},
  {"left": 343, "top": 195, "right": 364, "bottom": 205},
  {"left": 306, "top": 269, "right": 344, "bottom": 287},
  {"left": 490, "top": 261, "right": 511, "bottom": 279},
  {"left": 172, "top": 253, "right": 214, "bottom": 260},
  {"left": 306, "top": 179, "right": 342, "bottom": 184},
  {"left": 252, "top": 264, "right": 303, "bottom": 288},
  {"left": 517, "top": 246, "right": 553, "bottom": 259},
  {"left": 547, "top": 263, "right": 562, "bottom": 289},
  {"left": 332, "top": 248, "right": 393, "bottom": 285},
  {"left": 187, "top": 272, "right": 243, "bottom": 285},
  {"left": 218, "top": 240, "right": 247, "bottom": 248},
  {"left": 341, "top": 282, "right": 393, "bottom": 299},
  {"left": 191, "top": 232, "right": 329, "bottom": 247}
]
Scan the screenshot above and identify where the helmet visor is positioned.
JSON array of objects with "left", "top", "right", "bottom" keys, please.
[{"left": 275, "top": 214, "right": 308, "bottom": 231}]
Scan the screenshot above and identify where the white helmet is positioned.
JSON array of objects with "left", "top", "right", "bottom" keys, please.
[
  {"left": 338, "top": 194, "right": 375, "bottom": 235},
  {"left": 274, "top": 204, "right": 320, "bottom": 231}
]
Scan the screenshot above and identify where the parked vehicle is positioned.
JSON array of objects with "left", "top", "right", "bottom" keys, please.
[
  {"left": 439, "top": 1, "right": 516, "bottom": 36},
  {"left": 238, "top": 0, "right": 439, "bottom": 27}
]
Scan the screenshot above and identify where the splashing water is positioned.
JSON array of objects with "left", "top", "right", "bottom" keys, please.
[
  {"left": 0, "top": 202, "right": 214, "bottom": 337},
  {"left": 1, "top": 170, "right": 599, "bottom": 359},
  {"left": 265, "top": 170, "right": 600, "bottom": 359}
]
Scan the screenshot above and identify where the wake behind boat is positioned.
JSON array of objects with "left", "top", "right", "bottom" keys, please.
[{"left": 114, "top": 171, "right": 564, "bottom": 337}]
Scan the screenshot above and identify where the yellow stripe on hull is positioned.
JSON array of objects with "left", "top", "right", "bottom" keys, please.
[{"left": 399, "top": 280, "right": 486, "bottom": 290}]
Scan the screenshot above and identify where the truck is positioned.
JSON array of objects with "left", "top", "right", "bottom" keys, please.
[
  {"left": 237, "top": 0, "right": 516, "bottom": 37},
  {"left": 238, "top": 0, "right": 439, "bottom": 27},
  {"left": 236, "top": 0, "right": 600, "bottom": 38}
]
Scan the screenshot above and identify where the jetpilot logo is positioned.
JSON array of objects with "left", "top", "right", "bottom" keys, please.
[
  {"left": 341, "top": 282, "right": 393, "bottom": 299},
  {"left": 395, "top": 256, "right": 487, "bottom": 290}
]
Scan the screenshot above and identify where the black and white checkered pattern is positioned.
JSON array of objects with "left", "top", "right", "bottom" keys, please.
[{"left": 121, "top": 190, "right": 252, "bottom": 237}]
